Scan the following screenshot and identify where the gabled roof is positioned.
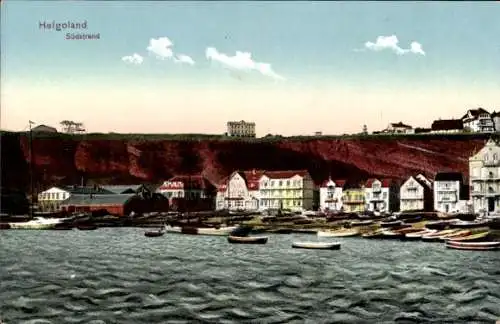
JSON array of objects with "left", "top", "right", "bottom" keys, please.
[
  {"left": 320, "top": 179, "right": 346, "bottom": 188},
  {"left": 241, "top": 169, "right": 266, "bottom": 190},
  {"left": 343, "top": 180, "right": 364, "bottom": 190},
  {"left": 61, "top": 194, "right": 136, "bottom": 206},
  {"left": 431, "top": 119, "right": 463, "bottom": 131},
  {"left": 365, "top": 178, "right": 392, "bottom": 187},
  {"left": 434, "top": 172, "right": 463, "bottom": 182},
  {"left": 461, "top": 108, "right": 491, "bottom": 120},
  {"left": 101, "top": 185, "right": 143, "bottom": 194},
  {"left": 158, "top": 175, "right": 214, "bottom": 191},
  {"left": 262, "top": 170, "right": 310, "bottom": 179},
  {"left": 390, "top": 122, "right": 412, "bottom": 128},
  {"left": 404, "top": 175, "right": 432, "bottom": 190}
]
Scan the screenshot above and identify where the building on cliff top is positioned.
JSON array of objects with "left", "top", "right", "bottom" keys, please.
[
  {"left": 384, "top": 122, "right": 413, "bottom": 134},
  {"left": 31, "top": 124, "right": 58, "bottom": 133},
  {"left": 226, "top": 120, "right": 256, "bottom": 138},
  {"left": 399, "top": 174, "right": 433, "bottom": 212},
  {"left": 319, "top": 179, "right": 345, "bottom": 212},
  {"left": 469, "top": 138, "right": 500, "bottom": 214},
  {"left": 461, "top": 108, "right": 495, "bottom": 133},
  {"left": 431, "top": 119, "right": 463, "bottom": 133}
]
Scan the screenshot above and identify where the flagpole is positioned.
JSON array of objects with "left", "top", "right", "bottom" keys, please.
[{"left": 28, "top": 121, "right": 35, "bottom": 218}]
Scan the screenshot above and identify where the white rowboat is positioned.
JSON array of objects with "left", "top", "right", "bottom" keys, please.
[{"left": 292, "top": 241, "right": 341, "bottom": 250}]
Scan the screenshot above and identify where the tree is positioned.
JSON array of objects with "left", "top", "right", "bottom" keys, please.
[{"left": 60, "top": 120, "right": 86, "bottom": 134}]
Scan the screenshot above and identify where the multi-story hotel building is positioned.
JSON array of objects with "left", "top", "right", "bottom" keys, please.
[
  {"left": 433, "top": 172, "right": 467, "bottom": 213},
  {"left": 226, "top": 120, "right": 256, "bottom": 137},
  {"left": 258, "top": 170, "right": 314, "bottom": 211},
  {"left": 215, "top": 170, "right": 263, "bottom": 211},
  {"left": 341, "top": 181, "right": 366, "bottom": 213},
  {"left": 319, "top": 178, "right": 345, "bottom": 212},
  {"left": 469, "top": 138, "right": 500, "bottom": 213},
  {"left": 364, "top": 178, "right": 400, "bottom": 213}
]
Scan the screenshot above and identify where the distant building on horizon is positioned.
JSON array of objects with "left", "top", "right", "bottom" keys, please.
[
  {"left": 461, "top": 108, "right": 495, "bottom": 133},
  {"left": 31, "top": 124, "right": 58, "bottom": 133},
  {"left": 431, "top": 119, "right": 463, "bottom": 133},
  {"left": 384, "top": 122, "right": 414, "bottom": 134},
  {"left": 226, "top": 120, "right": 256, "bottom": 138}
]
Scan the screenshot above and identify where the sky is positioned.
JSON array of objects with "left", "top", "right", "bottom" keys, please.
[{"left": 1, "top": 1, "right": 499, "bottom": 136}]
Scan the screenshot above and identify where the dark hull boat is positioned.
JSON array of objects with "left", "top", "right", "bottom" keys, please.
[
  {"left": 145, "top": 230, "right": 165, "bottom": 237},
  {"left": 227, "top": 236, "right": 268, "bottom": 244},
  {"left": 446, "top": 241, "right": 500, "bottom": 251},
  {"left": 77, "top": 224, "right": 99, "bottom": 231},
  {"left": 0, "top": 223, "right": 11, "bottom": 230}
]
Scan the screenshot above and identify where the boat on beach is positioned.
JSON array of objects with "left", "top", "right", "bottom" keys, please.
[
  {"left": 404, "top": 229, "right": 437, "bottom": 240},
  {"left": 421, "top": 229, "right": 459, "bottom": 242},
  {"left": 445, "top": 231, "right": 490, "bottom": 242},
  {"left": 438, "top": 230, "right": 472, "bottom": 241},
  {"left": 227, "top": 236, "right": 268, "bottom": 244},
  {"left": 76, "top": 224, "right": 99, "bottom": 230},
  {"left": 317, "top": 228, "right": 359, "bottom": 237},
  {"left": 144, "top": 228, "right": 165, "bottom": 237},
  {"left": 292, "top": 241, "right": 341, "bottom": 250},
  {"left": 445, "top": 241, "right": 500, "bottom": 251}
]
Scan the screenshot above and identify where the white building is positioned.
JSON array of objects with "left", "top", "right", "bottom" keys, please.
[
  {"left": 385, "top": 122, "right": 413, "bottom": 134},
  {"left": 399, "top": 174, "right": 433, "bottom": 211},
  {"left": 258, "top": 170, "right": 314, "bottom": 211},
  {"left": 319, "top": 179, "right": 345, "bottom": 212},
  {"left": 469, "top": 138, "right": 500, "bottom": 213},
  {"left": 461, "top": 108, "right": 495, "bottom": 133},
  {"left": 215, "top": 170, "right": 263, "bottom": 211},
  {"left": 37, "top": 185, "right": 112, "bottom": 211},
  {"left": 226, "top": 120, "right": 256, "bottom": 137},
  {"left": 492, "top": 111, "right": 500, "bottom": 132},
  {"left": 364, "top": 178, "right": 399, "bottom": 213},
  {"left": 433, "top": 172, "right": 468, "bottom": 213}
]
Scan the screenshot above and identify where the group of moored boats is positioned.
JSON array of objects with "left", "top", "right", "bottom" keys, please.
[
  {"left": 2, "top": 217, "right": 98, "bottom": 231},
  {"left": 315, "top": 217, "right": 500, "bottom": 251}
]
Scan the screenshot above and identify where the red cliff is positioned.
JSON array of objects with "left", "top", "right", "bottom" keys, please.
[{"left": 0, "top": 132, "right": 487, "bottom": 192}]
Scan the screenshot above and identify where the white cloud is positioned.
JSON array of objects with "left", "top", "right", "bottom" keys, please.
[
  {"left": 147, "top": 37, "right": 174, "bottom": 59},
  {"left": 121, "top": 53, "right": 144, "bottom": 64},
  {"left": 174, "top": 54, "right": 195, "bottom": 65},
  {"left": 363, "top": 35, "right": 425, "bottom": 56},
  {"left": 409, "top": 41, "right": 426, "bottom": 56},
  {"left": 205, "top": 47, "right": 285, "bottom": 81}
]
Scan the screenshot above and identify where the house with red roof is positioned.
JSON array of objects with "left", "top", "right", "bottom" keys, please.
[
  {"left": 399, "top": 174, "right": 433, "bottom": 212},
  {"left": 319, "top": 178, "right": 346, "bottom": 212},
  {"left": 157, "top": 175, "right": 216, "bottom": 211},
  {"left": 215, "top": 169, "right": 264, "bottom": 211},
  {"left": 364, "top": 178, "right": 400, "bottom": 213},
  {"left": 258, "top": 170, "right": 314, "bottom": 211}
]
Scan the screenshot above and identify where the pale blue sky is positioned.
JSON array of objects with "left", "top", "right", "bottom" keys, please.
[{"left": 1, "top": 1, "right": 499, "bottom": 135}]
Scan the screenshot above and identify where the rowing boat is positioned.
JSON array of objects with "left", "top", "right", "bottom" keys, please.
[
  {"left": 292, "top": 241, "right": 341, "bottom": 250},
  {"left": 227, "top": 236, "right": 268, "bottom": 244},
  {"left": 317, "top": 229, "right": 359, "bottom": 237}
]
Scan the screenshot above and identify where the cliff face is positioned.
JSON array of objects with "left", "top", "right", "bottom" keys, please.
[{"left": 0, "top": 132, "right": 486, "bottom": 192}]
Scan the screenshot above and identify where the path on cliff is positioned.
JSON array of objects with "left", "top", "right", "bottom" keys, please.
[{"left": 396, "top": 142, "right": 468, "bottom": 161}]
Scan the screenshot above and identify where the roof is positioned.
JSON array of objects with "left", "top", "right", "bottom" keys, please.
[
  {"left": 320, "top": 179, "right": 346, "bottom": 188},
  {"left": 32, "top": 124, "right": 58, "bottom": 132},
  {"left": 61, "top": 194, "right": 136, "bottom": 206},
  {"left": 434, "top": 172, "right": 463, "bottom": 182},
  {"left": 461, "top": 108, "right": 491, "bottom": 120},
  {"left": 100, "top": 185, "right": 143, "bottom": 194},
  {"left": 431, "top": 119, "right": 463, "bottom": 131},
  {"left": 61, "top": 186, "right": 114, "bottom": 195},
  {"left": 343, "top": 180, "right": 364, "bottom": 190},
  {"left": 365, "top": 178, "right": 392, "bottom": 187},
  {"left": 390, "top": 122, "right": 412, "bottom": 128},
  {"left": 413, "top": 175, "right": 432, "bottom": 189},
  {"left": 262, "top": 170, "right": 310, "bottom": 179},
  {"left": 158, "top": 175, "right": 214, "bottom": 191},
  {"left": 241, "top": 169, "right": 266, "bottom": 190}
]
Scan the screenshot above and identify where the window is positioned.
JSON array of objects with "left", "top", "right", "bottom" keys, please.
[
  {"left": 485, "top": 154, "right": 489, "bottom": 161},
  {"left": 279, "top": 181, "right": 282, "bottom": 186},
  {"left": 286, "top": 180, "right": 290, "bottom": 186},
  {"left": 494, "top": 153, "right": 498, "bottom": 160}
]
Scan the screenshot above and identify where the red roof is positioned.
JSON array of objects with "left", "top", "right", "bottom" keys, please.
[
  {"left": 365, "top": 178, "right": 392, "bottom": 188},
  {"left": 320, "top": 179, "right": 346, "bottom": 188},
  {"left": 261, "top": 170, "right": 310, "bottom": 179},
  {"left": 158, "top": 175, "right": 212, "bottom": 191}
]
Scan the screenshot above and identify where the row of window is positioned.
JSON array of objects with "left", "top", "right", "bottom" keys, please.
[
  {"left": 261, "top": 180, "right": 303, "bottom": 188},
  {"left": 38, "top": 192, "right": 69, "bottom": 200}
]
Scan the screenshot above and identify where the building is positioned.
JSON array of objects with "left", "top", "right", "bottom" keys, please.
[
  {"left": 216, "top": 169, "right": 264, "bottom": 211},
  {"left": 32, "top": 124, "right": 58, "bottom": 133},
  {"left": 385, "top": 122, "right": 413, "bottom": 134},
  {"left": 60, "top": 193, "right": 169, "bottom": 216},
  {"left": 469, "top": 138, "right": 500, "bottom": 213},
  {"left": 430, "top": 119, "right": 463, "bottom": 133},
  {"left": 37, "top": 185, "right": 114, "bottom": 212},
  {"left": 400, "top": 174, "right": 433, "bottom": 212},
  {"left": 461, "top": 108, "right": 495, "bottom": 133},
  {"left": 341, "top": 181, "right": 365, "bottom": 213},
  {"left": 364, "top": 178, "right": 399, "bottom": 213},
  {"left": 258, "top": 170, "right": 314, "bottom": 211},
  {"left": 492, "top": 111, "right": 500, "bottom": 132},
  {"left": 157, "top": 175, "right": 216, "bottom": 212},
  {"left": 433, "top": 172, "right": 468, "bottom": 213},
  {"left": 101, "top": 184, "right": 154, "bottom": 195},
  {"left": 319, "top": 179, "right": 345, "bottom": 212},
  {"left": 226, "top": 120, "right": 256, "bottom": 137}
]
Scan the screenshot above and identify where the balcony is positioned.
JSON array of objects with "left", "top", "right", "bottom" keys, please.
[
  {"left": 437, "top": 188, "right": 457, "bottom": 192},
  {"left": 438, "top": 196, "right": 457, "bottom": 202},
  {"left": 483, "top": 160, "right": 500, "bottom": 167},
  {"left": 471, "top": 190, "right": 500, "bottom": 197},
  {"left": 400, "top": 195, "right": 422, "bottom": 200}
]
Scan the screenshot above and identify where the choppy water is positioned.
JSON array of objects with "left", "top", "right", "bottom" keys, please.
[{"left": 0, "top": 228, "right": 499, "bottom": 324}]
